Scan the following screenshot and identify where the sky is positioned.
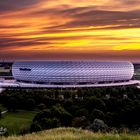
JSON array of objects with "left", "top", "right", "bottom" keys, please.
[{"left": 0, "top": 0, "right": 140, "bottom": 61}]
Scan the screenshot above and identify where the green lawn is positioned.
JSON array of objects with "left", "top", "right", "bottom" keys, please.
[{"left": 0, "top": 111, "right": 37, "bottom": 135}]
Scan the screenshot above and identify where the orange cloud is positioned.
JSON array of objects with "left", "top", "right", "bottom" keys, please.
[{"left": 0, "top": 0, "right": 140, "bottom": 61}]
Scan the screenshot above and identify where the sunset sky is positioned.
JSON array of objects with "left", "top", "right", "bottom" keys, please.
[{"left": 0, "top": 0, "right": 140, "bottom": 61}]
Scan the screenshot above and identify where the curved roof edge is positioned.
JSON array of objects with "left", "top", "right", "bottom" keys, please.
[{"left": 0, "top": 80, "right": 139, "bottom": 88}]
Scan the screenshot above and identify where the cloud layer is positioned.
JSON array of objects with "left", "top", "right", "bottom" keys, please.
[{"left": 0, "top": 0, "right": 140, "bottom": 61}]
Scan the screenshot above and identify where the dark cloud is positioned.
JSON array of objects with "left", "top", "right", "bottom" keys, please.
[
  {"left": 121, "top": 0, "right": 140, "bottom": 5},
  {"left": 32, "top": 6, "right": 92, "bottom": 16},
  {"left": 0, "top": 24, "right": 26, "bottom": 29},
  {"left": 0, "top": 0, "right": 39, "bottom": 12},
  {"left": 0, "top": 50, "right": 140, "bottom": 62},
  {"left": 60, "top": 9, "right": 140, "bottom": 29},
  {"left": 0, "top": 37, "right": 52, "bottom": 49},
  {"left": 29, "top": 6, "right": 140, "bottom": 30}
]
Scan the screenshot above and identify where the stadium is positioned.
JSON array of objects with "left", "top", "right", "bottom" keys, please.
[
  {"left": 10, "top": 61, "right": 135, "bottom": 86},
  {"left": 0, "top": 61, "right": 140, "bottom": 88}
]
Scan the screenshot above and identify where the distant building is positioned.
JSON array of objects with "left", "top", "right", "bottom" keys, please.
[{"left": 12, "top": 61, "right": 134, "bottom": 86}]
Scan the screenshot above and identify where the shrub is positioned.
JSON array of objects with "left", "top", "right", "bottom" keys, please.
[
  {"left": 89, "top": 119, "right": 108, "bottom": 132},
  {"left": 0, "top": 127, "right": 8, "bottom": 136}
]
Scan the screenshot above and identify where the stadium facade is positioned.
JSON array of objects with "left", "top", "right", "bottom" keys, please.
[{"left": 12, "top": 61, "right": 134, "bottom": 85}]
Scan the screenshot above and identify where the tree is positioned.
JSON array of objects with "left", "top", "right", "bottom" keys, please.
[
  {"left": 40, "top": 118, "right": 60, "bottom": 129},
  {"left": 84, "top": 97, "right": 106, "bottom": 111},
  {"left": 37, "top": 103, "right": 46, "bottom": 110},
  {"left": 72, "top": 116, "right": 89, "bottom": 129},
  {"left": 90, "top": 109, "right": 104, "bottom": 122},
  {"left": 51, "top": 104, "right": 72, "bottom": 126},
  {"left": 0, "top": 110, "right": 1, "bottom": 118},
  {"left": 30, "top": 122, "right": 42, "bottom": 133},
  {"left": 74, "top": 108, "right": 89, "bottom": 118},
  {"left": 26, "top": 98, "right": 35, "bottom": 110},
  {"left": 33, "top": 109, "right": 52, "bottom": 122},
  {"left": 7, "top": 97, "right": 18, "bottom": 111}
]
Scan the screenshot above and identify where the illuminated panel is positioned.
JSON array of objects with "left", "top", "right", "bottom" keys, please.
[{"left": 12, "top": 61, "right": 134, "bottom": 84}]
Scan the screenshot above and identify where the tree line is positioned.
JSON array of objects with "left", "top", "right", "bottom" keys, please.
[{"left": 0, "top": 86, "right": 140, "bottom": 133}]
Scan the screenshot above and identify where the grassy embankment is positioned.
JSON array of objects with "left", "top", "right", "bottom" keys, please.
[
  {"left": 1, "top": 127, "right": 140, "bottom": 140},
  {"left": 0, "top": 111, "right": 37, "bottom": 135}
]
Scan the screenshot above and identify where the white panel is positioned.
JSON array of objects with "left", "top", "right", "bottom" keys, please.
[{"left": 12, "top": 61, "right": 134, "bottom": 84}]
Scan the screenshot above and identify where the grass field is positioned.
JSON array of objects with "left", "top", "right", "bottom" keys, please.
[
  {"left": 0, "top": 111, "right": 37, "bottom": 135},
  {"left": 1, "top": 127, "right": 140, "bottom": 140}
]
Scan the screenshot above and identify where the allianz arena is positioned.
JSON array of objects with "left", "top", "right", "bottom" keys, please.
[{"left": 12, "top": 61, "right": 134, "bottom": 86}]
